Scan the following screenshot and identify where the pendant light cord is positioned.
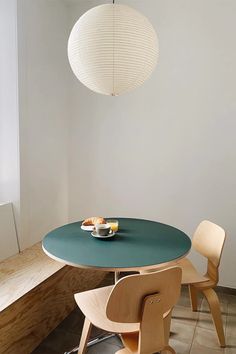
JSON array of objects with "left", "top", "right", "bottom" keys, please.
[{"left": 112, "top": 0, "right": 115, "bottom": 95}]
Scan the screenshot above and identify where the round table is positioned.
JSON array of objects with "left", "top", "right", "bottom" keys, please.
[{"left": 42, "top": 218, "right": 191, "bottom": 271}]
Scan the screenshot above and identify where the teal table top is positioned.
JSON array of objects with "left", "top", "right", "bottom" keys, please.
[{"left": 42, "top": 218, "right": 191, "bottom": 271}]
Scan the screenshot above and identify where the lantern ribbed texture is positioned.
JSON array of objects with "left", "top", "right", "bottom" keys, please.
[{"left": 68, "top": 4, "right": 159, "bottom": 96}]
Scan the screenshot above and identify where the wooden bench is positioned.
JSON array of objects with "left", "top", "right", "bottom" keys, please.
[{"left": 0, "top": 243, "right": 106, "bottom": 354}]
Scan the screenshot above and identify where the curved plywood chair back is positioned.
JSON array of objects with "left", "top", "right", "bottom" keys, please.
[
  {"left": 192, "top": 220, "right": 226, "bottom": 268},
  {"left": 106, "top": 266, "right": 182, "bottom": 323}
]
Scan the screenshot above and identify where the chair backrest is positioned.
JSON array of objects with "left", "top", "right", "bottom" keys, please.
[
  {"left": 106, "top": 266, "right": 182, "bottom": 324},
  {"left": 192, "top": 220, "right": 226, "bottom": 268},
  {"left": 106, "top": 267, "right": 182, "bottom": 353}
]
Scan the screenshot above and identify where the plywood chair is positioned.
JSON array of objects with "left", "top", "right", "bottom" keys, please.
[
  {"left": 141, "top": 220, "right": 226, "bottom": 347},
  {"left": 176, "top": 220, "right": 226, "bottom": 347},
  {"left": 74, "top": 266, "right": 182, "bottom": 354}
]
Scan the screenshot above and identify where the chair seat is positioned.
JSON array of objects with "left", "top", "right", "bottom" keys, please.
[
  {"left": 74, "top": 285, "right": 139, "bottom": 334},
  {"left": 176, "top": 258, "right": 209, "bottom": 285}
]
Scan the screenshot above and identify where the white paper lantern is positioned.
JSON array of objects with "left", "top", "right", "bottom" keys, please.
[{"left": 68, "top": 4, "right": 159, "bottom": 96}]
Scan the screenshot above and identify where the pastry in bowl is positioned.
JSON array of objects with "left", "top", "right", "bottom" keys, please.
[{"left": 82, "top": 217, "right": 106, "bottom": 226}]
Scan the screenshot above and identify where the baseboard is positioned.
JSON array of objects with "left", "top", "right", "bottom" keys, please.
[
  {"left": 215, "top": 285, "right": 236, "bottom": 296},
  {"left": 181, "top": 283, "right": 236, "bottom": 296}
]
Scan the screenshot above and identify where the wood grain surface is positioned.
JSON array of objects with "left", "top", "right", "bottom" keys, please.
[{"left": 0, "top": 243, "right": 106, "bottom": 354}]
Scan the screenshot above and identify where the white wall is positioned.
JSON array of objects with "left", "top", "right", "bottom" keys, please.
[
  {"left": 0, "top": 0, "right": 20, "bottom": 244},
  {"left": 2, "top": 0, "right": 235, "bottom": 287},
  {"left": 0, "top": 203, "right": 19, "bottom": 261},
  {"left": 67, "top": 0, "right": 236, "bottom": 288},
  {"left": 17, "top": 0, "right": 69, "bottom": 249}
]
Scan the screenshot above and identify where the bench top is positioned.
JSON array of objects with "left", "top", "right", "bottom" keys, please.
[{"left": 0, "top": 243, "right": 65, "bottom": 312}]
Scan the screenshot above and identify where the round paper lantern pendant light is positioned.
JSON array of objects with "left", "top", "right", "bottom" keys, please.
[{"left": 68, "top": 3, "right": 159, "bottom": 96}]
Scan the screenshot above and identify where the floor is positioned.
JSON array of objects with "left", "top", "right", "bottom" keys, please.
[{"left": 32, "top": 274, "right": 236, "bottom": 354}]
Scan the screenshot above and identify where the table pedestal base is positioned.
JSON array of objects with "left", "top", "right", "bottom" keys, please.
[{"left": 64, "top": 333, "right": 117, "bottom": 354}]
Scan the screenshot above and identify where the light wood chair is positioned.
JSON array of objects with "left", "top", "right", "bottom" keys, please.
[
  {"left": 141, "top": 220, "right": 226, "bottom": 347},
  {"left": 74, "top": 266, "right": 182, "bottom": 354},
  {"left": 177, "top": 220, "right": 226, "bottom": 347}
]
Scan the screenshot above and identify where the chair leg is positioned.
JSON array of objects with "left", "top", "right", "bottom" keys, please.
[
  {"left": 163, "top": 311, "right": 172, "bottom": 346},
  {"left": 78, "top": 317, "right": 93, "bottom": 354},
  {"left": 115, "top": 349, "right": 129, "bottom": 354},
  {"left": 161, "top": 345, "right": 176, "bottom": 354},
  {"left": 188, "top": 284, "right": 198, "bottom": 311},
  {"left": 202, "top": 288, "right": 226, "bottom": 348}
]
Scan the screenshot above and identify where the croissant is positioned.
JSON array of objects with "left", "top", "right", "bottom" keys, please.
[{"left": 82, "top": 216, "right": 106, "bottom": 226}]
